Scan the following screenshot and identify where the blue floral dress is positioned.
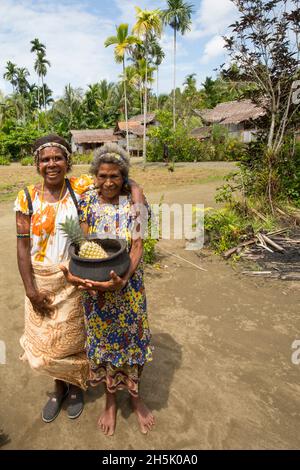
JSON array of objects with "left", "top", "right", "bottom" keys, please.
[{"left": 78, "top": 189, "right": 153, "bottom": 396}]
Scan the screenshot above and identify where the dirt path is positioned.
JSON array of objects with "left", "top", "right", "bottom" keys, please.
[{"left": 1, "top": 181, "right": 300, "bottom": 450}]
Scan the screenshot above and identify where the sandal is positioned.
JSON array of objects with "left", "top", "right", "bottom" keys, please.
[
  {"left": 66, "top": 385, "right": 84, "bottom": 419},
  {"left": 42, "top": 383, "right": 69, "bottom": 423}
]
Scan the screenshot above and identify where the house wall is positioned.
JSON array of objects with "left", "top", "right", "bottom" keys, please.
[{"left": 223, "top": 123, "right": 257, "bottom": 143}]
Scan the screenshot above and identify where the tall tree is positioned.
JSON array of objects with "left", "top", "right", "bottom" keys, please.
[
  {"left": 133, "top": 7, "right": 162, "bottom": 165},
  {"left": 105, "top": 24, "right": 140, "bottom": 153},
  {"left": 30, "top": 38, "right": 46, "bottom": 112},
  {"left": 147, "top": 34, "right": 165, "bottom": 109},
  {"left": 35, "top": 51, "right": 51, "bottom": 110},
  {"left": 3, "top": 61, "right": 18, "bottom": 93},
  {"left": 162, "top": 0, "right": 194, "bottom": 129}
]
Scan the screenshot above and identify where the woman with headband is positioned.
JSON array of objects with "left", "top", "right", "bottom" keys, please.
[{"left": 14, "top": 134, "right": 144, "bottom": 423}]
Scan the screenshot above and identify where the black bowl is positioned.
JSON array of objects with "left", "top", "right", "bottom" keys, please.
[{"left": 69, "top": 238, "right": 130, "bottom": 282}]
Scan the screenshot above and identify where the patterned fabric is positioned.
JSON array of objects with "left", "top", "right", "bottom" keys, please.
[
  {"left": 20, "top": 261, "right": 89, "bottom": 389},
  {"left": 78, "top": 190, "right": 153, "bottom": 395},
  {"left": 14, "top": 175, "right": 93, "bottom": 264},
  {"left": 15, "top": 175, "right": 93, "bottom": 387}
]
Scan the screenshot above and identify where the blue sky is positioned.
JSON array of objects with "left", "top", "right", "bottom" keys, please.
[{"left": 0, "top": 0, "right": 240, "bottom": 98}]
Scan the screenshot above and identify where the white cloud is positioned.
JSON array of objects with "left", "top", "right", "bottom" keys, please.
[
  {"left": 186, "top": 0, "right": 238, "bottom": 40},
  {"left": 0, "top": 0, "right": 119, "bottom": 97},
  {"left": 200, "top": 35, "right": 226, "bottom": 64}
]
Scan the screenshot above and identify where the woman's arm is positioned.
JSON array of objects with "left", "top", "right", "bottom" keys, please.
[
  {"left": 16, "top": 212, "right": 54, "bottom": 316},
  {"left": 121, "top": 237, "right": 143, "bottom": 285}
]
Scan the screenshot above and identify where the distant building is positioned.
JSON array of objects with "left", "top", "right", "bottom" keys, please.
[
  {"left": 71, "top": 113, "right": 157, "bottom": 156},
  {"left": 70, "top": 129, "right": 118, "bottom": 154},
  {"left": 189, "top": 126, "right": 212, "bottom": 141},
  {"left": 194, "top": 99, "right": 267, "bottom": 143}
]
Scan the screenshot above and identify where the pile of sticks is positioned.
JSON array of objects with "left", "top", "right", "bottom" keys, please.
[{"left": 223, "top": 228, "right": 300, "bottom": 281}]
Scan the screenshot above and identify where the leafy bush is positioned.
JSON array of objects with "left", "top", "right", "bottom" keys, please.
[
  {"left": 0, "top": 155, "right": 11, "bottom": 166},
  {"left": 204, "top": 203, "right": 277, "bottom": 254},
  {"left": 20, "top": 156, "right": 34, "bottom": 166},
  {"left": 72, "top": 152, "right": 94, "bottom": 165},
  {"left": 143, "top": 236, "right": 158, "bottom": 264},
  {"left": 0, "top": 123, "right": 48, "bottom": 160},
  {"left": 147, "top": 110, "right": 208, "bottom": 162}
]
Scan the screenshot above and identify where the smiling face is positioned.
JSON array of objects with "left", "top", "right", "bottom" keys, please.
[
  {"left": 38, "top": 147, "right": 68, "bottom": 187},
  {"left": 96, "top": 163, "right": 124, "bottom": 203}
]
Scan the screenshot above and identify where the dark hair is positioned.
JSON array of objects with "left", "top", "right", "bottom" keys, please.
[{"left": 33, "top": 134, "right": 72, "bottom": 172}]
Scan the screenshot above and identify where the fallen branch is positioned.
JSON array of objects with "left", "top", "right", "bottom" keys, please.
[
  {"left": 260, "top": 234, "right": 285, "bottom": 252},
  {"left": 249, "top": 207, "right": 268, "bottom": 222},
  {"left": 223, "top": 238, "right": 257, "bottom": 259},
  {"left": 159, "top": 247, "right": 207, "bottom": 272}
]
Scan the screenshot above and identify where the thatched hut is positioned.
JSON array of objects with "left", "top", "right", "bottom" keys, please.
[
  {"left": 70, "top": 129, "right": 118, "bottom": 154},
  {"left": 194, "top": 99, "right": 266, "bottom": 143}
]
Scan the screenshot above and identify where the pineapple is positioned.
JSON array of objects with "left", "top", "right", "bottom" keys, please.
[{"left": 60, "top": 216, "right": 108, "bottom": 259}]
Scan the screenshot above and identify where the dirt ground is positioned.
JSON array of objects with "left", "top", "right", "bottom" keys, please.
[{"left": 1, "top": 163, "right": 300, "bottom": 450}]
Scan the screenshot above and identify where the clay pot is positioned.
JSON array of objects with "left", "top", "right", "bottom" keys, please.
[{"left": 69, "top": 238, "right": 130, "bottom": 282}]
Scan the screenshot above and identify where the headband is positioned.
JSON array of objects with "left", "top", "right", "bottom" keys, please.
[{"left": 34, "top": 142, "right": 71, "bottom": 163}]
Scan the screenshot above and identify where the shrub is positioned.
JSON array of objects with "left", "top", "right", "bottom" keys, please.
[
  {"left": 72, "top": 152, "right": 94, "bottom": 165},
  {"left": 0, "top": 155, "right": 11, "bottom": 166},
  {"left": 20, "top": 156, "right": 34, "bottom": 166}
]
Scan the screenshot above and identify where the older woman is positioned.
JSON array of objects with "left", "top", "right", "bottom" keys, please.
[
  {"left": 15, "top": 134, "right": 144, "bottom": 424},
  {"left": 62, "top": 143, "right": 154, "bottom": 436}
]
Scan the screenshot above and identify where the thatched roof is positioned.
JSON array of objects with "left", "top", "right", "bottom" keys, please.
[
  {"left": 194, "top": 100, "right": 266, "bottom": 125},
  {"left": 70, "top": 129, "right": 118, "bottom": 144},
  {"left": 190, "top": 126, "right": 211, "bottom": 140},
  {"left": 129, "top": 113, "right": 156, "bottom": 124},
  {"left": 115, "top": 121, "right": 145, "bottom": 136}
]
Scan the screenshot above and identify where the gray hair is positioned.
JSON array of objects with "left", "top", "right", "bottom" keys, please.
[{"left": 90, "top": 143, "right": 130, "bottom": 180}]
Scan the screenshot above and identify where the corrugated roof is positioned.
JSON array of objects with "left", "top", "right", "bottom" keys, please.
[
  {"left": 70, "top": 129, "right": 118, "bottom": 144},
  {"left": 194, "top": 100, "right": 266, "bottom": 125}
]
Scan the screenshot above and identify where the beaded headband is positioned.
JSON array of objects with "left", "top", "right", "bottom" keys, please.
[{"left": 34, "top": 142, "right": 71, "bottom": 164}]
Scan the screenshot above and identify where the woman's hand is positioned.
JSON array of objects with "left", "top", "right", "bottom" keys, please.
[
  {"left": 27, "top": 290, "right": 54, "bottom": 317},
  {"left": 59, "top": 265, "right": 94, "bottom": 289},
  {"left": 79, "top": 270, "right": 127, "bottom": 292}
]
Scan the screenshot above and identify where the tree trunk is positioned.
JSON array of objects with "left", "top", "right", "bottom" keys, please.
[
  {"left": 41, "top": 75, "right": 46, "bottom": 110},
  {"left": 143, "top": 40, "right": 148, "bottom": 167},
  {"left": 156, "top": 67, "right": 159, "bottom": 110},
  {"left": 173, "top": 27, "right": 177, "bottom": 131},
  {"left": 123, "top": 60, "right": 130, "bottom": 154}
]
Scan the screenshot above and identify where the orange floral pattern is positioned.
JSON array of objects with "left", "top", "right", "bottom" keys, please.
[{"left": 14, "top": 175, "right": 93, "bottom": 264}]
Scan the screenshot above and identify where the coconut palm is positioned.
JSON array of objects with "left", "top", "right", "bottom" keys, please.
[
  {"left": 133, "top": 7, "right": 162, "bottom": 164},
  {"left": 30, "top": 38, "right": 46, "bottom": 112},
  {"left": 3, "top": 61, "right": 18, "bottom": 93},
  {"left": 162, "top": 0, "right": 194, "bottom": 129},
  {"left": 34, "top": 51, "right": 51, "bottom": 110},
  {"left": 105, "top": 24, "right": 140, "bottom": 153},
  {"left": 148, "top": 35, "right": 165, "bottom": 109}
]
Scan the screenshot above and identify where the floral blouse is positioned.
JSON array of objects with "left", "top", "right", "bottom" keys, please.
[{"left": 14, "top": 175, "right": 93, "bottom": 264}]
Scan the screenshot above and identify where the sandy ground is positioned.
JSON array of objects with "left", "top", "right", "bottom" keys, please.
[{"left": 1, "top": 172, "right": 300, "bottom": 450}]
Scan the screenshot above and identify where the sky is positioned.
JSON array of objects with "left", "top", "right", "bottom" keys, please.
[{"left": 0, "top": 0, "right": 240, "bottom": 99}]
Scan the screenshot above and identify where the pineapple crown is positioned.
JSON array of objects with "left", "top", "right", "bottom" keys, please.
[{"left": 59, "top": 216, "right": 85, "bottom": 246}]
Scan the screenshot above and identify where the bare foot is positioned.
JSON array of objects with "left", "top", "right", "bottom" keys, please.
[
  {"left": 131, "top": 396, "right": 155, "bottom": 434},
  {"left": 97, "top": 392, "right": 117, "bottom": 436}
]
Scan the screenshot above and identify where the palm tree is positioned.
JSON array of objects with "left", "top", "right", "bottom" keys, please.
[
  {"left": 133, "top": 7, "right": 162, "bottom": 165},
  {"left": 148, "top": 36, "right": 165, "bottom": 109},
  {"left": 162, "top": 0, "right": 194, "bottom": 129},
  {"left": 105, "top": 24, "right": 140, "bottom": 153},
  {"left": 30, "top": 38, "right": 46, "bottom": 112},
  {"left": 35, "top": 51, "right": 51, "bottom": 110},
  {"left": 3, "top": 61, "right": 18, "bottom": 93}
]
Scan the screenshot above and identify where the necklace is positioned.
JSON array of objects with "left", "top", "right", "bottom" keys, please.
[{"left": 39, "top": 179, "right": 66, "bottom": 257}]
